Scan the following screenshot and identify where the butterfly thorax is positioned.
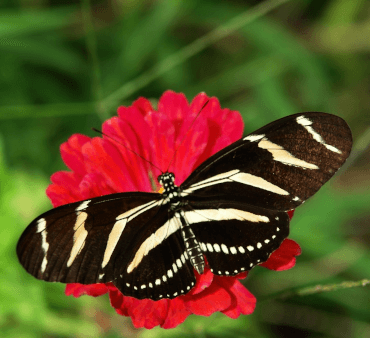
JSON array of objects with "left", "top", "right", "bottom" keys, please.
[{"left": 158, "top": 172, "right": 205, "bottom": 274}]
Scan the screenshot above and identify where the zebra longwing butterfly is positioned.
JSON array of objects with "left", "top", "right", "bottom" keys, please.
[{"left": 17, "top": 112, "right": 352, "bottom": 300}]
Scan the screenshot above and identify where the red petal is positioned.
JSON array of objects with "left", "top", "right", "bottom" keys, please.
[
  {"left": 132, "top": 96, "right": 154, "bottom": 116},
  {"left": 47, "top": 171, "right": 83, "bottom": 206},
  {"left": 65, "top": 283, "right": 109, "bottom": 297},
  {"left": 211, "top": 107, "right": 244, "bottom": 154},
  {"left": 216, "top": 277, "right": 256, "bottom": 318},
  {"left": 79, "top": 172, "right": 117, "bottom": 198},
  {"left": 188, "top": 267, "right": 214, "bottom": 296},
  {"left": 189, "top": 94, "right": 244, "bottom": 170},
  {"left": 128, "top": 298, "right": 170, "bottom": 329},
  {"left": 144, "top": 111, "right": 175, "bottom": 177},
  {"left": 115, "top": 107, "right": 154, "bottom": 172},
  {"left": 103, "top": 116, "right": 154, "bottom": 191},
  {"left": 158, "top": 90, "right": 190, "bottom": 122},
  {"left": 81, "top": 137, "right": 131, "bottom": 193},
  {"left": 109, "top": 288, "right": 171, "bottom": 329},
  {"left": 260, "top": 239, "right": 302, "bottom": 271},
  {"left": 108, "top": 287, "right": 129, "bottom": 316},
  {"left": 184, "top": 279, "right": 232, "bottom": 317},
  {"left": 161, "top": 297, "right": 191, "bottom": 329},
  {"left": 60, "top": 134, "right": 90, "bottom": 177},
  {"left": 235, "top": 271, "right": 248, "bottom": 280},
  {"left": 172, "top": 114, "right": 209, "bottom": 184}
]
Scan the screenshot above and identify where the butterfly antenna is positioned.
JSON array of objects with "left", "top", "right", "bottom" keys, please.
[
  {"left": 92, "top": 128, "right": 163, "bottom": 175},
  {"left": 166, "top": 99, "right": 210, "bottom": 172}
]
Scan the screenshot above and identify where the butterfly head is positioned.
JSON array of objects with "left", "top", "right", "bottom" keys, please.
[
  {"left": 158, "top": 172, "right": 175, "bottom": 186},
  {"left": 158, "top": 172, "right": 179, "bottom": 199}
]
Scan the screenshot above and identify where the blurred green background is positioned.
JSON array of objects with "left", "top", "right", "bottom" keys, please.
[{"left": 1, "top": 0, "right": 370, "bottom": 337}]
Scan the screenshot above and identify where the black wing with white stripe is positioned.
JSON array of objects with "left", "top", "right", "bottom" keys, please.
[
  {"left": 17, "top": 112, "right": 352, "bottom": 300},
  {"left": 183, "top": 200, "right": 290, "bottom": 276},
  {"left": 182, "top": 113, "right": 352, "bottom": 211},
  {"left": 113, "top": 230, "right": 196, "bottom": 300},
  {"left": 17, "top": 193, "right": 163, "bottom": 284}
]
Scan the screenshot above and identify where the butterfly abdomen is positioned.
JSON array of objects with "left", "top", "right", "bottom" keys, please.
[{"left": 176, "top": 211, "right": 205, "bottom": 275}]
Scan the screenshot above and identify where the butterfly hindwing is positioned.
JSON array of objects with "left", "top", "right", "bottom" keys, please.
[
  {"left": 185, "top": 200, "right": 290, "bottom": 275},
  {"left": 181, "top": 113, "right": 352, "bottom": 211},
  {"left": 114, "top": 230, "right": 196, "bottom": 300}
]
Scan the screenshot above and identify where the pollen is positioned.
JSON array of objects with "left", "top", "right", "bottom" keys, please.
[{"left": 158, "top": 187, "right": 165, "bottom": 194}]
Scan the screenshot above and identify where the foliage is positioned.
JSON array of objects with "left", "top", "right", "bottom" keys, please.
[{"left": 1, "top": 0, "right": 369, "bottom": 337}]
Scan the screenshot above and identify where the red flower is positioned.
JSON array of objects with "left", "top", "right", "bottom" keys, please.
[{"left": 46, "top": 91, "right": 301, "bottom": 329}]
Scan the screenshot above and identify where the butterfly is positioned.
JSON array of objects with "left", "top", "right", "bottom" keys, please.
[{"left": 17, "top": 112, "right": 352, "bottom": 300}]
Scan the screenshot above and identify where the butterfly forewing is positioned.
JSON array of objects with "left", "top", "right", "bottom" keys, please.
[
  {"left": 17, "top": 112, "right": 352, "bottom": 300},
  {"left": 17, "top": 192, "right": 164, "bottom": 284},
  {"left": 181, "top": 113, "right": 352, "bottom": 211}
]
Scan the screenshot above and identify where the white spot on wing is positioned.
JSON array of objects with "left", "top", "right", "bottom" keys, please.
[
  {"left": 244, "top": 134, "right": 265, "bottom": 142},
  {"left": 185, "top": 208, "right": 270, "bottom": 224},
  {"left": 258, "top": 137, "right": 319, "bottom": 169},
  {"left": 230, "top": 172, "right": 289, "bottom": 195},
  {"left": 67, "top": 212, "right": 89, "bottom": 267},
  {"left": 230, "top": 246, "right": 237, "bottom": 254},
  {"left": 297, "top": 116, "right": 342, "bottom": 154},
  {"left": 36, "top": 218, "right": 49, "bottom": 273},
  {"left": 221, "top": 244, "right": 229, "bottom": 254},
  {"left": 75, "top": 200, "right": 91, "bottom": 212},
  {"left": 101, "top": 218, "right": 127, "bottom": 268}
]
